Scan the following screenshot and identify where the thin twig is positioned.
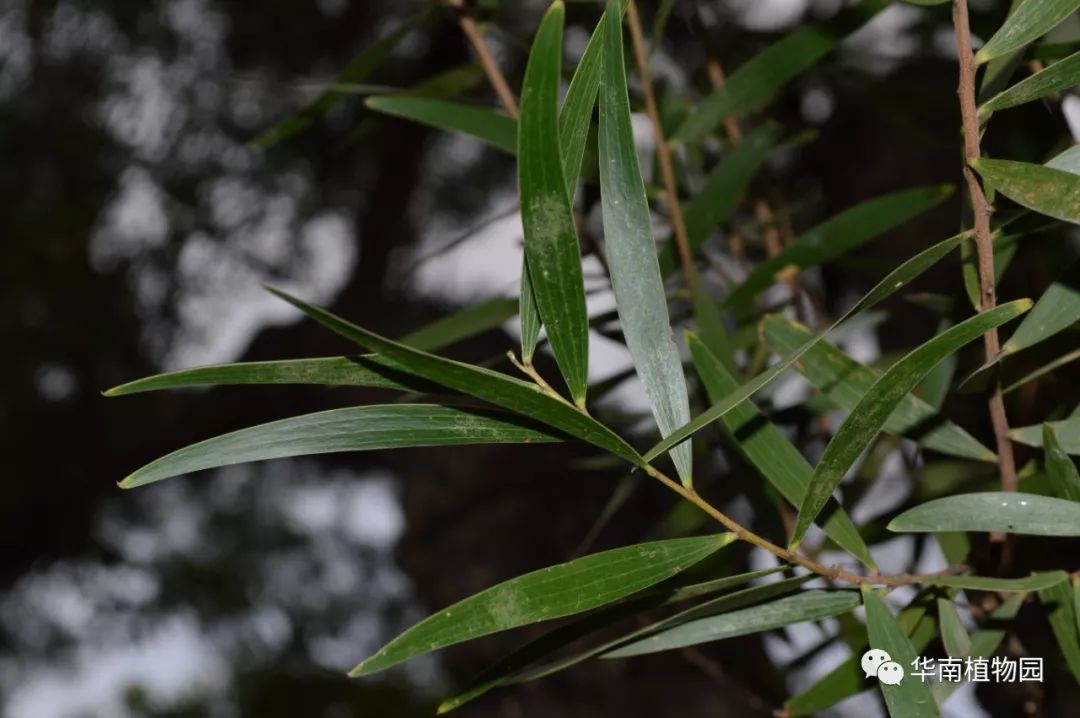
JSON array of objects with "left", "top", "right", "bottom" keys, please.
[
  {"left": 625, "top": 0, "right": 697, "bottom": 290},
  {"left": 952, "top": 0, "right": 1018, "bottom": 543},
  {"left": 445, "top": 0, "right": 519, "bottom": 117}
]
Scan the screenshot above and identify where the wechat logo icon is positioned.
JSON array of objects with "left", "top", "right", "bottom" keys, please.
[{"left": 862, "top": 648, "right": 905, "bottom": 686}]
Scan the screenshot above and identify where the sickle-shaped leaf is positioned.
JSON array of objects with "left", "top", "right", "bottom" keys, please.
[
  {"left": 645, "top": 231, "right": 972, "bottom": 463},
  {"left": 1045, "top": 424, "right": 1080, "bottom": 501},
  {"left": 972, "top": 157, "right": 1080, "bottom": 224},
  {"left": 672, "top": 0, "right": 889, "bottom": 143},
  {"left": 1012, "top": 417, "right": 1080, "bottom": 453},
  {"left": 519, "top": 1, "right": 590, "bottom": 405},
  {"left": 976, "top": 0, "right": 1080, "bottom": 64},
  {"left": 937, "top": 598, "right": 972, "bottom": 658},
  {"left": 119, "top": 405, "right": 561, "bottom": 489},
  {"left": 105, "top": 296, "right": 519, "bottom": 396},
  {"left": 266, "top": 288, "right": 644, "bottom": 465},
  {"left": 980, "top": 49, "right": 1080, "bottom": 116},
  {"left": 762, "top": 316, "right": 996, "bottom": 463},
  {"left": 599, "top": 0, "right": 693, "bottom": 485},
  {"left": 105, "top": 355, "right": 425, "bottom": 396},
  {"left": 437, "top": 565, "right": 781, "bottom": 713},
  {"left": 862, "top": 587, "right": 942, "bottom": 718},
  {"left": 602, "top": 590, "right": 860, "bottom": 658},
  {"left": 790, "top": 300, "right": 1032, "bottom": 549},
  {"left": 350, "top": 533, "right": 734, "bottom": 677},
  {"left": 724, "top": 185, "right": 953, "bottom": 308},
  {"left": 1002, "top": 260, "right": 1080, "bottom": 355},
  {"left": 888, "top": 492, "right": 1080, "bottom": 536},
  {"left": 365, "top": 97, "right": 517, "bottom": 153},
  {"left": 688, "top": 333, "right": 875, "bottom": 567}
]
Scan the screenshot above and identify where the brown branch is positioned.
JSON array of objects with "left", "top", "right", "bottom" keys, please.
[
  {"left": 953, "top": 0, "right": 1018, "bottom": 524},
  {"left": 625, "top": 0, "right": 697, "bottom": 290},
  {"left": 445, "top": 0, "right": 519, "bottom": 118}
]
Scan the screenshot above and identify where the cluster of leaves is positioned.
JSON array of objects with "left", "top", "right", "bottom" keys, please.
[{"left": 109, "top": 0, "right": 1080, "bottom": 715}]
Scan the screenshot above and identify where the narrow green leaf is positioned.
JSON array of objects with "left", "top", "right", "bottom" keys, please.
[
  {"left": 252, "top": 12, "right": 429, "bottom": 148},
  {"left": 1012, "top": 417, "right": 1080, "bottom": 453},
  {"left": 924, "top": 571, "right": 1068, "bottom": 592},
  {"left": 365, "top": 96, "right": 517, "bottom": 153},
  {"left": 644, "top": 231, "right": 972, "bottom": 463},
  {"left": 688, "top": 333, "right": 875, "bottom": 568},
  {"left": 724, "top": 185, "right": 954, "bottom": 308},
  {"left": 672, "top": 0, "right": 889, "bottom": 143},
  {"left": 861, "top": 586, "right": 942, "bottom": 718},
  {"left": 785, "top": 594, "right": 939, "bottom": 716},
  {"left": 933, "top": 593, "right": 1027, "bottom": 705},
  {"left": 106, "top": 297, "right": 518, "bottom": 396},
  {"left": 976, "top": 0, "right": 1080, "bottom": 64},
  {"left": 1047, "top": 143, "right": 1080, "bottom": 173},
  {"left": 600, "top": 0, "right": 693, "bottom": 484},
  {"left": 888, "top": 492, "right": 1080, "bottom": 536},
  {"left": 519, "top": 260, "right": 542, "bottom": 363},
  {"left": 105, "top": 356, "right": 422, "bottom": 396},
  {"left": 603, "top": 590, "right": 860, "bottom": 658},
  {"left": 1004, "top": 347, "right": 1080, "bottom": 394},
  {"left": 919, "top": 318, "right": 957, "bottom": 410},
  {"left": 266, "top": 288, "right": 645, "bottom": 466},
  {"left": 437, "top": 566, "right": 780, "bottom": 712},
  {"left": 981, "top": 49, "right": 1080, "bottom": 115},
  {"left": 790, "top": 300, "right": 1032, "bottom": 549},
  {"left": 1037, "top": 576, "right": 1080, "bottom": 683},
  {"left": 937, "top": 598, "right": 972, "bottom": 658},
  {"left": 689, "top": 270, "right": 739, "bottom": 375},
  {"left": 972, "top": 157, "right": 1080, "bottom": 224},
  {"left": 519, "top": 1, "right": 590, "bottom": 404},
  {"left": 1045, "top": 423, "right": 1080, "bottom": 500},
  {"left": 1003, "top": 260, "right": 1080, "bottom": 355},
  {"left": 120, "top": 405, "right": 560, "bottom": 489},
  {"left": 762, "top": 316, "right": 996, "bottom": 463},
  {"left": 962, "top": 233, "right": 1020, "bottom": 310},
  {"left": 350, "top": 533, "right": 734, "bottom": 677}
]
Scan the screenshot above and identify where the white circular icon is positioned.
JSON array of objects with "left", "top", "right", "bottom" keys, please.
[
  {"left": 877, "top": 660, "right": 905, "bottom": 685},
  {"left": 861, "top": 648, "right": 892, "bottom": 678}
]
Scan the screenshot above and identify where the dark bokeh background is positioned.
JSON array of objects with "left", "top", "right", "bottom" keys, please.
[{"left": 4, "top": 0, "right": 1080, "bottom": 716}]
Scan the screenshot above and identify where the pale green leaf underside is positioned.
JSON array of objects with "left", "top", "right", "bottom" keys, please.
[
  {"left": 762, "top": 316, "right": 996, "bottom": 462},
  {"left": 888, "top": 492, "right": 1080, "bottom": 535},
  {"left": 976, "top": 0, "right": 1080, "bottom": 64},
  {"left": 862, "top": 587, "right": 942, "bottom": 718},
  {"left": 938, "top": 597, "right": 972, "bottom": 658},
  {"left": 1003, "top": 260, "right": 1080, "bottom": 355},
  {"left": 790, "top": 300, "right": 1032, "bottom": 548},
  {"left": 1012, "top": 417, "right": 1080, "bottom": 454},
  {"left": 1044, "top": 423, "right": 1080, "bottom": 500},
  {"left": 925, "top": 571, "right": 1068, "bottom": 592},
  {"left": 120, "top": 405, "right": 560, "bottom": 489},
  {"left": 1037, "top": 578, "right": 1080, "bottom": 683},
  {"left": 645, "top": 231, "right": 971, "bottom": 463},
  {"left": 351, "top": 533, "right": 734, "bottom": 676},
  {"left": 602, "top": 590, "right": 860, "bottom": 658},
  {"left": 599, "top": 0, "right": 693, "bottom": 484},
  {"left": 688, "top": 333, "right": 875, "bottom": 568}
]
